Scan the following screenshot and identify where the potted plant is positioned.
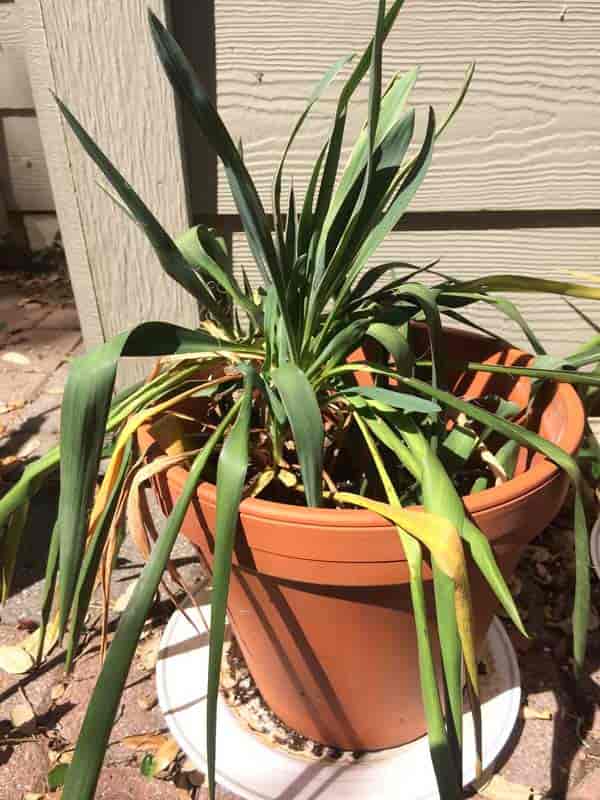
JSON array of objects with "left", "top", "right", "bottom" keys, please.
[{"left": 1, "top": 2, "right": 599, "bottom": 798}]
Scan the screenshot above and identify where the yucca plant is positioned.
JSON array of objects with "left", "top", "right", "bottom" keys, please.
[{"left": 1, "top": 2, "right": 600, "bottom": 799}]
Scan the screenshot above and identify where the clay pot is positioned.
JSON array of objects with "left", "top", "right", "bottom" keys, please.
[{"left": 138, "top": 327, "right": 584, "bottom": 751}]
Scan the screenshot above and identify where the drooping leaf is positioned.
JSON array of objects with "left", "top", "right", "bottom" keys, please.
[
  {"left": 55, "top": 323, "right": 249, "bottom": 635},
  {"left": 207, "top": 368, "right": 255, "bottom": 800},
  {"left": 353, "top": 411, "right": 461, "bottom": 798},
  {"left": 343, "top": 385, "right": 440, "bottom": 415},
  {"left": 54, "top": 97, "right": 227, "bottom": 327},
  {"left": 60, "top": 402, "right": 241, "bottom": 800},
  {"left": 148, "top": 12, "right": 277, "bottom": 290},
  {"left": 271, "top": 363, "right": 324, "bottom": 506}
]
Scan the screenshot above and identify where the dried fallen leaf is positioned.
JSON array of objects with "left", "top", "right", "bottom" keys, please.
[
  {"left": 17, "top": 437, "right": 41, "bottom": 460},
  {"left": 477, "top": 775, "right": 542, "bottom": 800},
  {"left": 112, "top": 579, "right": 138, "bottom": 613},
  {"left": 137, "top": 632, "right": 161, "bottom": 671},
  {"left": 23, "top": 794, "right": 45, "bottom": 800},
  {"left": 0, "top": 645, "right": 34, "bottom": 674},
  {"left": 520, "top": 705, "right": 553, "bottom": 721},
  {"left": 0, "top": 400, "right": 25, "bottom": 415},
  {"left": 50, "top": 682, "right": 67, "bottom": 702},
  {"left": 22, "top": 609, "right": 60, "bottom": 660},
  {"left": 137, "top": 691, "right": 158, "bottom": 711},
  {"left": 1, "top": 351, "right": 31, "bottom": 366},
  {"left": 122, "top": 732, "right": 169, "bottom": 752},
  {"left": 150, "top": 736, "right": 180, "bottom": 775},
  {"left": 10, "top": 702, "right": 36, "bottom": 733}
]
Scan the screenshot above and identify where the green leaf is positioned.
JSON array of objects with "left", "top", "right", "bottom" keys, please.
[
  {"left": 54, "top": 96, "right": 227, "bottom": 327},
  {"left": 353, "top": 411, "right": 461, "bottom": 798},
  {"left": 48, "top": 763, "right": 69, "bottom": 791},
  {"left": 207, "top": 368, "right": 255, "bottom": 800},
  {"left": 329, "top": 68, "right": 419, "bottom": 227},
  {"left": 272, "top": 52, "right": 354, "bottom": 258},
  {"left": 438, "top": 290, "right": 545, "bottom": 355},
  {"left": 366, "top": 322, "right": 415, "bottom": 375},
  {"left": 60, "top": 402, "right": 240, "bottom": 800},
  {"left": 350, "top": 107, "right": 436, "bottom": 276},
  {"left": 148, "top": 12, "right": 277, "bottom": 289},
  {"left": 453, "top": 274, "right": 600, "bottom": 301},
  {"left": 56, "top": 322, "right": 245, "bottom": 636},
  {"left": 464, "top": 360, "right": 600, "bottom": 388},
  {"left": 305, "top": 320, "right": 368, "bottom": 379},
  {"left": 0, "top": 501, "right": 28, "bottom": 603},
  {"left": 343, "top": 386, "right": 440, "bottom": 415},
  {"left": 140, "top": 754, "right": 155, "bottom": 779},
  {"left": 310, "top": 0, "right": 408, "bottom": 265},
  {"left": 271, "top": 364, "right": 324, "bottom": 506},
  {"left": 175, "top": 225, "right": 258, "bottom": 323},
  {"left": 364, "top": 364, "right": 591, "bottom": 679},
  {"left": 65, "top": 439, "right": 133, "bottom": 671}
]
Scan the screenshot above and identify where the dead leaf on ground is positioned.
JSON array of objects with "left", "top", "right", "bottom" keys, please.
[
  {"left": 520, "top": 705, "right": 553, "bottom": 721},
  {"left": 50, "top": 682, "right": 67, "bottom": 702},
  {"left": 10, "top": 702, "right": 36, "bottom": 733},
  {"left": 22, "top": 610, "right": 60, "bottom": 660},
  {"left": 137, "top": 631, "right": 161, "bottom": 671},
  {"left": 477, "top": 774, "right": 542, "bottom": 799},
  {"left": 112, "top": 579, "right": 138, "bottom": 613},
  {"left": 0, "top": 644, "right": 34, "bottom": 674},
  {"left": 17, "top": 437, "right": 41, "bottom": 460},
  {"left": 150, "top": 736, "right": 180, "bottom": 775},
  {"left": 122, "top": 732, "right": 169, "bottom": 752},
  {"left": 0, "top": 400, "right": 25, "bottom": 414},
  {"left": 137, "top": 691, "right": 158, "bottom": 711},
  {"left": 1, "top": 351, "right": 31, "bottom": 366}
]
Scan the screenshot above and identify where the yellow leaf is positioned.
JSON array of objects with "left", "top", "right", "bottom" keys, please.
[
  {"left": 122, "top": 732, "right": 169, "bottom": 752},
  {"left": 477, "top": 775, "right": 541, "bottom": 800},
  {"left": 112, "top": 580, "right": 138, "bottom": 613},
  {"left": 2, "top": 351, "right": 31, "bottom": 366},
  {"left": 0, "top": 645, "right": 34, "bottom": 674},
  {"left": 520, "top": 705, "right": 553, "bottom": 721},
  {"left": 10, "top": 702, "right": 36, "bottom": 732},
  {"left": 21, "top": 611, "right": 60, "bottom": 660},
  {"left": 149, "top": 413, "right": 188, "bottom": 456},
  {"left": 151, "top": 736, "right": 180, "bottom": 775}
]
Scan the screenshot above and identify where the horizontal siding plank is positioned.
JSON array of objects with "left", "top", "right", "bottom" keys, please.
[
  {"left": 0, "top": 115, "right": 53, "bottom": 210},
  {"left": 232, "top": 225, "right": 600, "bottom": 357},
  {"left": 210, "top": 0, "right": 600, "bottom": 215},
  {"left": 0, "top": 4, "right": 34, "bottom": 109}
]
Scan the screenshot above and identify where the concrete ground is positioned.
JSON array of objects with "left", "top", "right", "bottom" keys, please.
[{"left": 1, "top": 264, "right": 600, "bottom": 799}]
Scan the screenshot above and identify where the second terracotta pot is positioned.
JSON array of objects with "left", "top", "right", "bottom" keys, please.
[{"left": 139, "top": 327, "right": 584, "bottom": 751}]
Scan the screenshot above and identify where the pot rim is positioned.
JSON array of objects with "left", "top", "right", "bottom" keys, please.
[{"left": 139, "top": 329, "right": 585, "bottom": 528}]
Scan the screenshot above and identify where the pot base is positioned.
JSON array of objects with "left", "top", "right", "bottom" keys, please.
[{"left": 156, "top": 603, "right": 521, "bottom": 800}]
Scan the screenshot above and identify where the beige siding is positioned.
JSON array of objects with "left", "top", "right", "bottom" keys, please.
[
  {"left": 21, "top": 0, "right": 200, "bottom": 373},
  {"left": 0, "top": 3, "right": 33, "bottom": 109},
  {"left": 0, "top": 0, "right": 54, "bottom": 235},
  {"left": 213, "top": 0, "right": 600, "bottom": 215}
]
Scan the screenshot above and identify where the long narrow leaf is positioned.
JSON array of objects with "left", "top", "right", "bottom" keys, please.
[
  {"left": 56, "top": 323, "right": 250, "bottom": 635},
  {"left": 55, "top": 97, "right": 227, "bottom": 327},
  {"left": 271, "top": 364, "right": 324, "bottom": 506},
  {"left": 207, "top": 369, "right": 255, "bottom": 800},
  {"left": 60, "top": 402, "right": 241, "bottom": 800}
]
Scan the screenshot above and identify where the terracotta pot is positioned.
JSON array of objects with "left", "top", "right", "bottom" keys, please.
[{"left": 138, "top": 327, "right": 584, "bottom": 751}]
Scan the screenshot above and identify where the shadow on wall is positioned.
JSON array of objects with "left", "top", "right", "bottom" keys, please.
[{"left": 171, "top": 0, "right": 217, "bottom": 220}]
